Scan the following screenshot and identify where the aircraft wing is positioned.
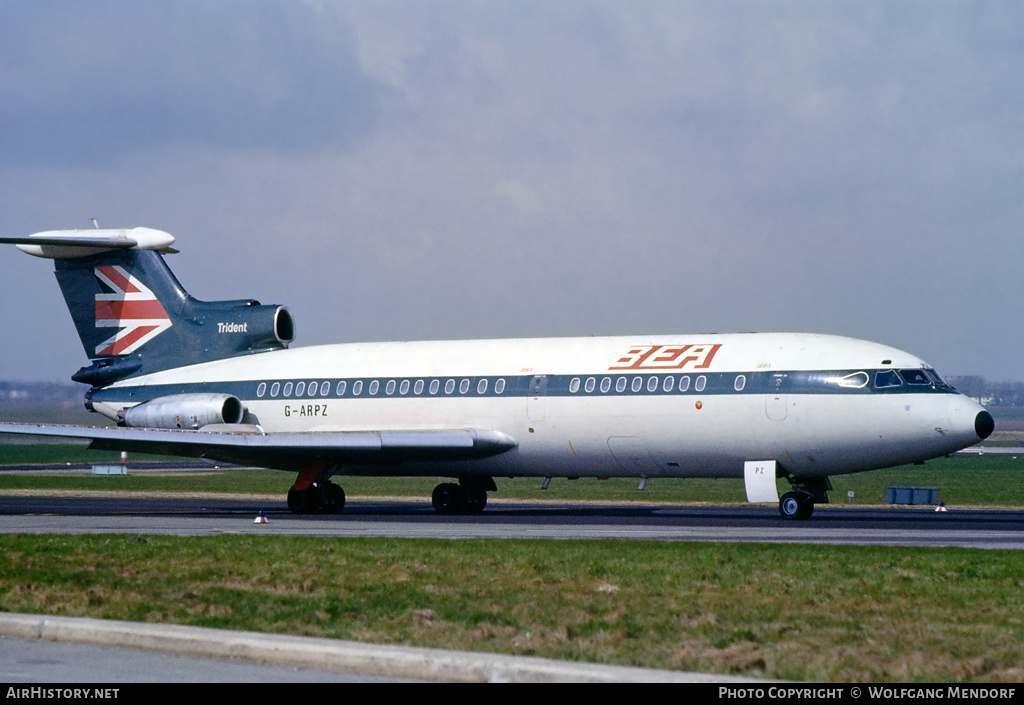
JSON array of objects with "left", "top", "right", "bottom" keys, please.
[{"left": 0, "top": 422, "right": 518, "bottom": 471}]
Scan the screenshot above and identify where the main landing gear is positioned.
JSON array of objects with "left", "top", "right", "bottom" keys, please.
[
  {"left": 284, "top": 466, "right": 498, "bottom": 517},
  {"left": 287, "top": 481, "right": 345, "bottom": 514},
  {"left": 287, "top": 460, "right": 345, "bottom": 514},
  {"left": 778, "top": 475, "right": 831, "bottom": 520},
  {"left": 431, "top": 477, "right": 496, "bottom": 515}
]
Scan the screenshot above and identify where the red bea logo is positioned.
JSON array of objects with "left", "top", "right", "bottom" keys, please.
[{"left": 609, "top": 344, "right": 722, "bottom": 371}]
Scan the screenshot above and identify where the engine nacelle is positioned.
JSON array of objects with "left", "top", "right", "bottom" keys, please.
[{"left": 118, "top": 394, "right": 245, "bottom": 430}]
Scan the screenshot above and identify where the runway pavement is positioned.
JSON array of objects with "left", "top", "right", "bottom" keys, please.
[{"left": 2, "top": 494, "right": 1023, "bottom": 548}]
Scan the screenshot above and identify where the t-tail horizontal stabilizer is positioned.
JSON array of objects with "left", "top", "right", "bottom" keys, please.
[{"left": 0, "top": 227, "right": 178, "bottom": 258}]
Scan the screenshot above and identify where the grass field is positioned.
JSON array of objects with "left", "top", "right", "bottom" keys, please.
[{"left": 2, "top": 535, "right": 1023, "bottom": 682}]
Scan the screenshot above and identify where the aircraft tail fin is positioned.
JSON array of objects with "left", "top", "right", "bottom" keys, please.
[{"left": 1, "top": 228, "right": 294, "bottom": 386}]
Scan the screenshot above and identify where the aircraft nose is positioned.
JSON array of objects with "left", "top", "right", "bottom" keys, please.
[{"left": 975, "top": 410, "right": 995, "bottom": 440}]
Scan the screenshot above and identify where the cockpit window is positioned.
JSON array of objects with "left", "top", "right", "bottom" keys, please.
[
  {"left": 900, "top": 369, "right": 932, "bottom": 385},
  {"left": 926, "top": 369, "right": 948, "bottom": 387},
  {"left": 836, "top": 371, "right": 869, "bottom": 388},
  {"left": 874, "top": 370, "right": 902, "bottom": 388}
]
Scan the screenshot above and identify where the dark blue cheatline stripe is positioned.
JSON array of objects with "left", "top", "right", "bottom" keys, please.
[{"left": 88, "top": 369, "right": 959, "bottom": 406}]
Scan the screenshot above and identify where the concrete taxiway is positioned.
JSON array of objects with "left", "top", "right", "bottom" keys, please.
[{"left": 0, "top": 612, "right": 745, "bottom": 683}]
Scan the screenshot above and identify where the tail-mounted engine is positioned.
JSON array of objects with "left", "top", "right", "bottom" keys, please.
[{"left": 198, "top": 300, "right": 295, "bottom": 357}]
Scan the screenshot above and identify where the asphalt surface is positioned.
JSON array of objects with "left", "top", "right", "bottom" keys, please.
[{"left": 2, "top": 494, "right": 1023, "bottom": 548}]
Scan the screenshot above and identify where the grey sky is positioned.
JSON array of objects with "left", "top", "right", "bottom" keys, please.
[{"left": 1, "top": 1, "right": 1021, "bottom": 382}]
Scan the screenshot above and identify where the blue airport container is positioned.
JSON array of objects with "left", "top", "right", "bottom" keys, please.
[{"left": 886, "top": 486, "right": 939, "bottom": 505}]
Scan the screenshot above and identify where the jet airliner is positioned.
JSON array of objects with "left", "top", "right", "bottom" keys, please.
[{"left": 0, "top": 227, "right": 994, "bottom": 519}]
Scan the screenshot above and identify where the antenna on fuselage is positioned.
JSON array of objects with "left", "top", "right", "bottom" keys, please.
[{"left": 90, "top": 218, "right": 99, "bottom": 230}]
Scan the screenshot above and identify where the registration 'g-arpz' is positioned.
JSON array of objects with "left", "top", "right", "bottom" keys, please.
[{"left": 0, "top": 228, "right": 994, "bottom": 519}]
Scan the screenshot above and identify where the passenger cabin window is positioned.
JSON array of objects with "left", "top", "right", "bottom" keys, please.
[
  {"left": 662, "top": 376, "right": 674, "bottom": 392},
  {"left": 631, "top": 377, "right": 643, "bottom": 393},
  {"left": 385, "top": 380, "right": 396, "bottom": 395},
  {"left": 257, "top": 382, "right": 267, "bottom": 398},
  {"left": 900, "top": 369, "right": 932, "bottom": 385},
  {"left": 569, "top": 377, "right": 581, "bottom": 393},
  {"left": 414, "top": 379, "right": 424, "bottom": 395},
  {"left": 294, "top": 382, "right": 305, "bottom": 396},
  {"left": 477, "top": 379, "right": 488, "bottom": 394},
  {"left": 445, "top": 379, "right": 456, "bottom": 394},
  {"left": 352, "top": 380, "right": 363, "bottom": 396},
  {"left": 678, "top": 375, "right": 690, "bottom": 392},
  {"left": 734, "top": 375, "right": 746, "bottom": 391},
  {"left": 695, "top": 375, "right": 706, "bottom": 392},
  {"left": 400, "top": 380, "right": 410, "bottom": 395},
  {"left": 646, "top": 376, "right": 659, "bottom": 392},
  {"left": 430, "top": 379, "right": 440, "bottom": 395},
  {"left": 307, "top": 382, "right": 318, "bottom": 396},
  {"left": 335, "top": 381, "right": 347, "bottom": 396},
  {"left": 615, "top": 377, "right": 627, "bottom": 393},
  {"left": 283, "top": 382, "right": 293, "bottom": 397},
  {"left": 320, "top": 382, "right": 330, "bottom": 397},
  {"left": 585, "top": 377, "right": 596, "bottom": 393},
  {"left": 600, "top": 377, "right": 611, "bottom": 393},
  {"left": 495, "top": 379, "right": 506, "bottom": 394},
  {"left": 369, "top": 380, "right": 380, "bottom": 395},
  {"left": 874, "top": 370, "right": 902, "bottom": 388},
  {"left": 459, "top": 379, "right": 471, "bottom": 394}
]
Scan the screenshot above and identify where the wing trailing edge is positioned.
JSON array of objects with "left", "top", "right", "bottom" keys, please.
[{"left": 0, "top": 423, "right": 518, "bottom": 472}]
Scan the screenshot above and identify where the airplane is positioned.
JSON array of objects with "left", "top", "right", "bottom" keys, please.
[{"left": 0, "top": 227, "right": 994, "bottom": 519}]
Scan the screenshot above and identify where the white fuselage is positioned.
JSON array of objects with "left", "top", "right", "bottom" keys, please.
[{"left": 89, "top": 332, "right": 988, "bottom": 480}]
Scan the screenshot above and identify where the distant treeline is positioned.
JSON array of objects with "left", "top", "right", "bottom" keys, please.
[
  {"left": 947, "top": 377, "right": 1024, "bottom": 407},
  {"left": 0, "top": 381, "right": 86, "bottom": 404}
]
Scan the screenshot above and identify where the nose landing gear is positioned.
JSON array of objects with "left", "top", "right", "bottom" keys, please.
[
  {"left": 778, "top": 475, "right": 831, "bottom": 520},
  {"left": 779, "top": 491, "right": 814, "bottom": 520}
]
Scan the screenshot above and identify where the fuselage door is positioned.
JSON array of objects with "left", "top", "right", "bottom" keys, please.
[
  {"left": 528, "top": 374, "right": 547, "bottom": 422},
  {"left": 608, "top": 436, "right": 659, "bottom": 474},
  {"left": 766, "top": 373, "right": 787, "bottom": 421}
]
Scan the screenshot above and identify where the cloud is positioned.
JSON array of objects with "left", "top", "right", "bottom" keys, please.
[{"left": 0, "top": 1, "right": 390, "bottom": 166}]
